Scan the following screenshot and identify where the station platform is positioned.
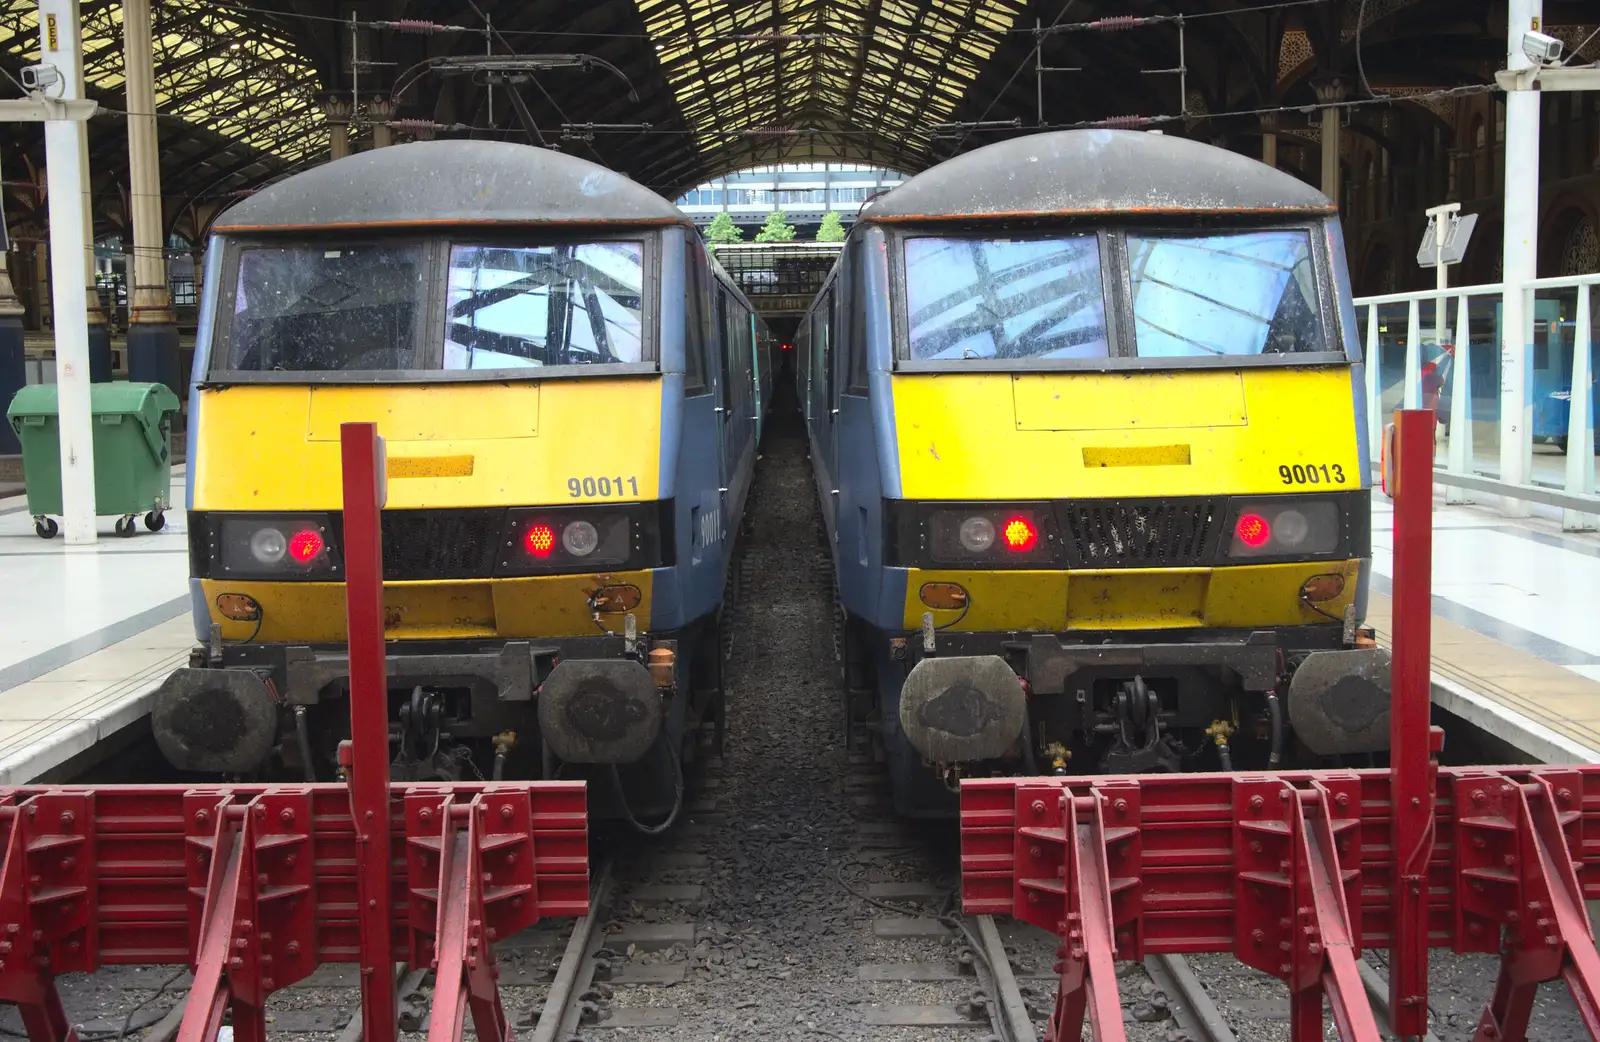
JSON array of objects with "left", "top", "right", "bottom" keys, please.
[
  {"left": 1366, "top": 492, "right": 1600, "bottom": 765},
  {"left": 0, "top": 477, "right": 1597, "bottom": 782},
  {"left": 0, "top": 470, "right": 190, "bottom": 782}
]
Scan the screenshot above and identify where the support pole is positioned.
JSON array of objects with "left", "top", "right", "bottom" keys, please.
[
  {"left": 1404, "top": 298, "right": 1421, "bottom": 408},
  {"left": 36, "top": 0, "right": 97, "bottom": 544},
  {"left": 121, "top": 0, "right": 180, "bottom": 400},
  {"left": 1447, "top": 293, "right": 1474, "bottom": 503},
  {"left": 1499, "top": 0, "right": 1543, "bottom": 516},
  {"left": 1366, "top": 303, "right": 1382, "bottom": 461},
  {"left": 1314, "top": 81, "right": 1346, "bottom": 207},
  {"left": 1562, "top": 283, "right": 1595, "bottom": 530},
  {"left": 325, "top": 98, "right": 353, "bottom": 161},
  {"left": 368, "top": 99, "right": 395, "bottom": 149},
  {"left": 1389, "top": 408, "right": 1438, "bottom": 1041},
  {"left": 340, "top": 421, "right": 396, "bottom": 1042}
]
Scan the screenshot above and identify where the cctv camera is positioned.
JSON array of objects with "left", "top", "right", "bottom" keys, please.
[
  {"left": 20, "top": 64, "right": 60, "bottom": 91},
  {"left": 1522, "top": 30, "right": 1563, "bottom": 65}
]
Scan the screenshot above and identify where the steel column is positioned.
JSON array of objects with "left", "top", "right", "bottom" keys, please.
[
  {"left": 1314, "top": 81, "right": 1345, "bottom": 206},
  {"left": 121, "top": 0, "right": 180, "bottom": 398},
  {"left": 341, "top": 421, "right": 396, "bottom": 1042},
  {"left": 1446, "top": 293, "right": 1474, "bottom": 504},
  {"left": 1499, "top": 0, "right": 1543, "bottom": 516},
  {"left": 1562, "top": 284, "right": 1595, "bottom": 530},
  {"left": 1365, "top": 303, "right": 1382, "bottom": 462},
  {"left": 34, "top": 0, "right": 96, "bottom": 542}
]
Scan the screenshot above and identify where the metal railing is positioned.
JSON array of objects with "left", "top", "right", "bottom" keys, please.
[{"left": 1354, "top": 273, "right": 1599, "bottom": 530}]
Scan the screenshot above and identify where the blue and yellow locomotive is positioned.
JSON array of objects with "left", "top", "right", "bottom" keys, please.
[
  {"left": 799, "top": 130, "right": 1391, "bottom": 815},
  {"left": 153, "top": 141, "right": 772, "bottom": 825}
]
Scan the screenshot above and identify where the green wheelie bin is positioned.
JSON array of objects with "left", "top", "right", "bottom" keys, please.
[{"left": 6, "top": 382, "right": 182, "bottom": 538}]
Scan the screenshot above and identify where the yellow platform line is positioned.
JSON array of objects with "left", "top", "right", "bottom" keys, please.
[{"left": 1365, "top": 591, "right": 1600, "bottom": 763}]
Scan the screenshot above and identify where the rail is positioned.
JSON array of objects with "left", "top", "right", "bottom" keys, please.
[{"left": 1354, "top": 273, "right": 1599, "bottom": 529}]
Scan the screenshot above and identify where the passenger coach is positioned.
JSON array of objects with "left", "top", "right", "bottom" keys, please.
[
  {"left": 154, "top": 141, "right": 772, "bottom": 828},
  {"left": 799, "top": 129, "right": 1388, "bottom": 815}
]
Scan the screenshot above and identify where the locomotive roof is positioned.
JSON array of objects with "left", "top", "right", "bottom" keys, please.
[
  {"left": 213, "top": 139, "right": 690, "bottom": 234},
  {"left": 861, "top": 129, "right": 1333, "bottom": 222}
]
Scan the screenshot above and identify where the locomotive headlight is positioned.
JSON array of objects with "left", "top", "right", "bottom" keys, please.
[
  {"left": 216, "top": 515, "right": 339, "bottom": 578},
  {"left": 1226, "top": 499, "right": 1340, "bottom": 558},
  {"left": 249, "top": 527, "right": 287, "bottom": 564},
  {"left": 925, "top": 505, "right": 1054, "bottom": 566},
  {"left": 959, "top": 516, "right": 996, "bottom": 552},
  {"left": 562, "top": 520, "right": 601, "bottom": 557},
  {"left": 1274, "top": 509, "right": 1311, "bottom": 548},
  {"left": 498, "top": 508, "right": 644, "bottom": 574}
]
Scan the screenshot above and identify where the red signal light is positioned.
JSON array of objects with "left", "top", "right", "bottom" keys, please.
[
  {"left": 288, "top": 528, "right": 324, "bottom": 563},
  {"left": 1235, "top": 513, "right": 1271, "bottom": 548},
  {"left": 524, "top": 523, "right": 555, "bottom": 557},
  {"left": 1001, "top": 515, "right": 1038, "bottom": 552}
]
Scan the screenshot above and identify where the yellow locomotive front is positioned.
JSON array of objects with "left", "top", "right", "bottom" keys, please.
[
  {"left": 805, "top": 131, "right": 1389, "bottom": 810},
  {"left": 153, "top": 142, "right": 726, "bottom": 811}
]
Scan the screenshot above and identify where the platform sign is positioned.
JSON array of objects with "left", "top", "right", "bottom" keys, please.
[{"left": 1417, "top": 211, "right": 1479, "bottom": 267}]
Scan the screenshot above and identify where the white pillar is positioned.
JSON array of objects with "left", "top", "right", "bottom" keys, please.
[
  {"left": 1446, "top": 293, "right": 1475, "bottom": 503},
  {"left": 38, "top": 0, "right": 96, "bottom": 543},
  {"left": 1562, "top": 283, "right": 1595, "bottom": 530},
  {"left": 1498, "top": 0, "right": 1543, "bottom": 516}
]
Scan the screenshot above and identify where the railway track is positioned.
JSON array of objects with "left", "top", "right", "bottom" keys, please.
[{"left": 26, "top": 401, "right": 1600, "bottom": 1042}]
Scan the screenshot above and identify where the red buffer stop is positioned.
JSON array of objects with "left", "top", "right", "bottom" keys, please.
[
  {"left": 0, "top": 422, "right": 590, "bottom": 1042},
  {"left": 958, "top": 410, "right": 1600, "bottom": 1042}
]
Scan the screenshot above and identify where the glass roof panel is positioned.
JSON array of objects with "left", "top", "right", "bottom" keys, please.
[
  {"left": 0, "top": 0, "right": 324, "bottom": 163},
  {"left": 633, "top": 0, "right": 1025, "bottom": 170}
]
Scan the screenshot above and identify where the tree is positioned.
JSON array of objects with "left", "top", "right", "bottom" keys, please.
[
  {"left": 706, "top": 212, "right": 743, "bottom": 246},
  {"left": 753, "top": 210, "right": 796, "bottom": 243},
  {"left": 815, "top": 211, "right": 847, "bottom": 242}
]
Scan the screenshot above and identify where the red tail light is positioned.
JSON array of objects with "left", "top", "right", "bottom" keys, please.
[
  {"left": 1235, "top": 513, "right": 1271, "bottom": 548},
  {"left": 524, "top": 523, "right": 555, "bottom": 557},
  {"left": 1001, "top": 515, "right": 1038, "bottom": 552},
  {"left": 288, "top": 529, "right": 324, "bottom": 563}
]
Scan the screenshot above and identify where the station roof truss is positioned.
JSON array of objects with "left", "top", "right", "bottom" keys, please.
[
  {"left": 634, "top": 0, "right": 1027, "bottom": 177},
  {"left": 0, "top": 0, "right": 1548, "bottom": 235},
  {"left": 0, "top": 0, "right": 324, "bottom": 227}
]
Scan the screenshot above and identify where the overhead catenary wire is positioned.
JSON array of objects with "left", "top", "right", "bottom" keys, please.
[
  {"left": 198, "top": 0, "right": 1329, "bottom": 44},
  {"left": 78, "top": 81, "right": 1502, "bottom": 140}
]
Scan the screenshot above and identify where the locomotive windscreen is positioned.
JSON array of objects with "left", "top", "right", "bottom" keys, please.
[
  {"left": 904, "top": 235, "right": 1108, "bottom": 361},
  {"left": 900, "top": 227, "right": 1329, "bottom": 364},
  {"left": 1126, "top": 230, "right": 1325, "bottom": 357},
  {"left": 224, "top": 243, "right": 426, "bottom": 372},
  {"left": 445, "top": 243, "right": 644, "bottom": 368},
  {"left": 216, "top": 237, "right": 647, "bottom": 376}
]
